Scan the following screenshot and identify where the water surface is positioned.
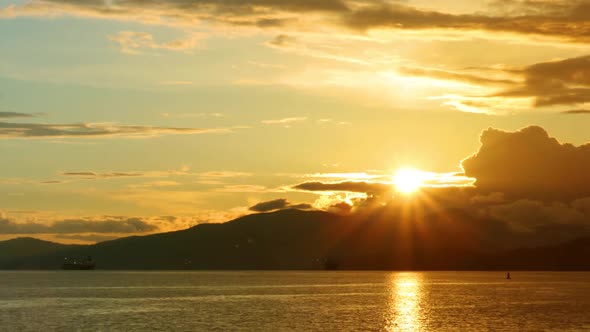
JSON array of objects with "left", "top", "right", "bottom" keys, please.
[{"left": 1, "top": 271, "right": 589, "bottom": 331}]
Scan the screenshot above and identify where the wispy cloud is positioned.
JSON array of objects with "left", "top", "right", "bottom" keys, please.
[
  {"left": 159, "top": 81, "right": 194, "bottom": 86},
  {"left": 4, "top": 0, "right": 590, "bottom": 44},
  {"left": 216, "top": 184, "right": 280, "bottom": 193},
  {"left": 0, "top": 216, "right": 158, "bottom": 234},
  {"left": 127, "top": 181, "right": 181, "bottom": 188},
  {"left": 62, "top": 171, "right": 143, "bottom": 178},
  {"left": 249, "top": 198, "right": 312, "bottom": 212},
  {"left": 302, "top": 172, "right": 388, "bottom": 181},
  {"left": 109, "top": 31, "right": 201, "bottom": 54},
  {"left": 262, "top": 117, "right": 307, "bottom": 125},
  {"left": 161, "top": 112, "right": 224, "bottom": 118},
  {"left": 0, "top": 112, "right": 36, "bottom": 118},
  {"left": 198, "top": 171, "right": 252, "bottom": 178},
  {"left": 54, "top": 168, "right": 252, "bottom": 184},
  {"left": 0, "top": 121, "right": 235, "bottom": 139},
  {"left": 562, "top": 109, "right": 590, "bottom": 114},
  {"left": 402, "top": 55, "right": 590, "bottom": 113},
  {"left": 492, "top": 55, "right": 590, "bottom": 107}
]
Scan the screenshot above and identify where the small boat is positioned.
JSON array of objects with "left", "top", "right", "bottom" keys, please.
[{"left": 62, "top": 256, "right": 95, "bottom": 270}]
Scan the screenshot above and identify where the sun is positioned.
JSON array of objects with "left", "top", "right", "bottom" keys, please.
[{"left": 393, "top": 168, "right": 425, "bottom": 194}]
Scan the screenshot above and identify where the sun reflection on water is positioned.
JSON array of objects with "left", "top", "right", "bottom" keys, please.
[{"left": 385, "top": 273, "right": 425, "bottom": 332}]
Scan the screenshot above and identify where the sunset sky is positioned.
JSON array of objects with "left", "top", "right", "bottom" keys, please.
[{"left": 2, "top": 0, "right": 590, "bottom": 243}]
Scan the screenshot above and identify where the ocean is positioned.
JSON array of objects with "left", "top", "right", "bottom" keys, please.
[{"left": 0, "top": 271, "right": 589, "bottom": 331}]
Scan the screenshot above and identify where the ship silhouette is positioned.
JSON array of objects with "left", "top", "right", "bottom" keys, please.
[{"left": 62, "top": 256, "right": 95, "bottom": 270}]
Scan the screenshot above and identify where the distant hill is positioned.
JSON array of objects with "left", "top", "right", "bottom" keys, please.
[
  {"left": 1, "top": 209, "right": 589, "bottom": 270},
  {"left": 0, "top": 237, "right": 82, "bottom": 269},
  {"left": 478, "top": 237, "right": 590, "bottom": 271}
]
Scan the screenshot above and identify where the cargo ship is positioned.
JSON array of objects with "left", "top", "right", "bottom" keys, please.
[{"left": 62, "top": 256, "right": 95, "bottom": 270}]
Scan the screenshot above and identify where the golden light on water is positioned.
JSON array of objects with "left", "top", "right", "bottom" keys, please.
[{"left": 385, "top": 273, "right": 424, "bottom": 332}]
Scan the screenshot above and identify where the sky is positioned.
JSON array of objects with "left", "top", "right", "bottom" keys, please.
[{"left": 1, "top": 0, "right": 590, "bottom": 244}]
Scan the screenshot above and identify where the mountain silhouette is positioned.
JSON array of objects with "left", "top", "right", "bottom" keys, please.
[{"left": 1, "top": 209, "right": 589, "bottom": 270}]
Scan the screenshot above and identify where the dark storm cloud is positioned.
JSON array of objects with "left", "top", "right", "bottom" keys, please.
[
  {"left": 249, "top": 198, "right": 312, "bottom": 212},
  {"left": 293, "top": 181, "right": 392, "bottom": 196},
  {"left": 462, "top": 126, "right": 590, "bottom": 200},
  {"left": 0, "top": 217, "right": 158, "bottom": 234},
  {"left": 0, "top": 121, "right": 228, "bottom": 139},
  {"left": 7, "top": 0, "right": 590, "bottom": 42}
]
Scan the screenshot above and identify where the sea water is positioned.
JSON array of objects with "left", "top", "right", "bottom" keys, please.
[{"left": 0, "top": 271, "right": 589, "bottom": 331}]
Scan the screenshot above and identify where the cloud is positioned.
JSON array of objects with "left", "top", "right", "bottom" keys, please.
[
  {"left": 128, "top": 181, "right": 181, "bottom": 188},
  {"left": 249, "top": 198, "right": 290, "bottom": 212},
  {"left": 398, "top": 55, "right": 590, "bottom": 112},
  {"left": 109, "top": 31, "right": 200, "bottom": 54},
  {"left": 0, "top": 121, "right": 233, "bottom": 139},
  {"left": 63, "top": 172, "right": 98, "bottom": 177},
  {"left": 262, "top": 117, "right": 307, "bottom": 125},
  {"left": 0, "top": 217, "right": 158, "bottom": 234},
  {"left": 489, "top": 198, "right": 590, "bottom": 232},
  {"left": 493, "top": 55, "right": 590, "bottom": 107},
  {"left": 159, "top": 81, "right": 194, "bottom": 86},
  {"left": 284, "top": 125, "right": 590, "bottom": 242},
  {"left": 7, "top": 0, "right": 590, "bottom": 45},
  {"left": 302, "top": 172, "right": 387, "bottom": 181},
  {"left": 0, "top": 0, "right": 350, "bottom": 32},
  {"left": 486, "top": 0, "right": 579, "bottom": 17},
  {"left": 342, "top": 1, "right": 590, "bottom": 42},
  {"left": 398, "top": 66, "right": 519, "bottom": 87},
  {"left": 217, "top": 185, "right": 275, "bottom": 193},
  {"left": 55, "top": 234, "right": 119, "bottom": 243},
  {"left": 162, "top": 112, "right": 224, "bottom": 118},
  {"left": 290, "top": 203, "right": 314, "bottom": 210},
  {"left": 462, "top": 125, "right": 590, "bottom": 200},
  {"left": 198, "top": 171, "right": 252, "bottom": 178},
  {"left": 248, "top": 198, "right": 312, "bottom": 212},
  {"left": 40, "top": 180, "right": 64, "bottom": 184},
  {"left": 293, "top": 181, "right": 392, "bottom": 196},
  {"left": 562, "top": 110, "right": 590, "bottom": 114},
  {"left": 327, "top": 201, "right": 353, "bottom": 214},
  {"left": 481, "top": 197, "right": 590, "bottom": 245},
  {"left": 0, "top": 112, "right": 35, "bottom": 118},
  {"left": 267, "top": 34, "right": 298, "bottom": 48},
  {"left": 63, "top": 171, "right": 143, "bottom": 178},
  {"left": 396, "top": 55, "right": 590, "bottom": 114}
]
